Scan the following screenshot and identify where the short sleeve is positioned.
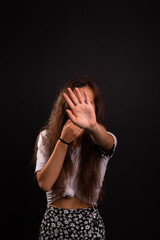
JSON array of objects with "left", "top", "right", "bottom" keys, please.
[
  {"left": 107, "top": 131, "right": 117, "bottom": 158},
  {"left": 99, "top": 131, "right": 117, "bottom": 158},
  {"left": 35, "top": 130, "right": 50, "bottom": 173}
]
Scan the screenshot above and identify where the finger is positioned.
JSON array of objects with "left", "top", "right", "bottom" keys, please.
[
  {"left": 84, "top": 91, "right": 90, "bottom": 104},
  {"left": 66, "top": 109, "right": 77, "bottom": 123},
  {"left": 67, "top": 88, "right": 79, "bottom": 106},
  {"left": 64, "top": 119, "right": 72, "bottom": 126},
  {"left": 74, "top": 88, "right": 84, "bottom": 104},
  {"left": 78, "top": 128, "right": 84, "bottom": 135},
  {"left": 63, "top": 92, "right": 75, "bottom": 109},
  {"left": 75, "top": 128, "right": 84, "bottom": 137}
]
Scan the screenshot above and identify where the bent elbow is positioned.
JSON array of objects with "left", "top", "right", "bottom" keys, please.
[
  {"left": 36, "top": 171, "right": 53, "bottom": 192},
  {"left": 38, "top": 180, "right": 52, "bottom": 192}
]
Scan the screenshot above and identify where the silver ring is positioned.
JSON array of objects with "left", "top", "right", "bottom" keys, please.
[{"left": 75, "top": 102, "right": 79, "bottom": 106}]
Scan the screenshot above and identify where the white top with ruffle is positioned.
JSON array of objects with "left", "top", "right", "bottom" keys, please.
[{"left": 35, "top": 130, "right": 117, "bottom": 205}]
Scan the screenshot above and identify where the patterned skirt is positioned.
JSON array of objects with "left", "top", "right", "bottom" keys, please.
[{"left": 39, "top": 205, "right": 106, "bottom": 239}]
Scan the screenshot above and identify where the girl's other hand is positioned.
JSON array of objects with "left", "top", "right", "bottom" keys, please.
[{"left": 60, "top": 119, "right": 84, "bottom": 144}]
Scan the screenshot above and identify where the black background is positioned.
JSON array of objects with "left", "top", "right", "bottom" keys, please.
[{"left": 1, "top": 1, "right": 160, "bottom": 239}]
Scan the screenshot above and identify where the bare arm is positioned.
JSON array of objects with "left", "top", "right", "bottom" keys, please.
[
  {"left": 37, "top": 139, "right": 68, "bottom": 192},
  {"left": 37, "top": 120, "right": 84, "bottom": 192},
  {"left": 63, "top": 87, "right": 114, "bottom": 153},
  {"left": 88, "top": 123, "right": 114, "bottom": 153}
]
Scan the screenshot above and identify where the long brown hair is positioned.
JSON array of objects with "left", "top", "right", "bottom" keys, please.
[{"left": 33, "top": 76, "right": 106, "bottom": 203}]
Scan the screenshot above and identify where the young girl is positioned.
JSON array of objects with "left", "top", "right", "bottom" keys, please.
[{"left": 33, "top": 76, "right": 117, "bottom": 239}]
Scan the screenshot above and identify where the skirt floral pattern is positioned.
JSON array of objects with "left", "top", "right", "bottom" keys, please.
[{"left": 39, "top": 205, "right": 106, "bottom": 239}]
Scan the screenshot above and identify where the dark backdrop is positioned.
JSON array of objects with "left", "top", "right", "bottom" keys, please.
[{"left": 1, "top": 2, "right": 160, "bottom": 240}]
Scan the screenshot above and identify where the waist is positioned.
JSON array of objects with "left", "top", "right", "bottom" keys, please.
[{"left": 49, "top": 196, "right": 93, "bottom": 209}]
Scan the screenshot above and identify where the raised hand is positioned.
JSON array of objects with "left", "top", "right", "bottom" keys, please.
[{"left": 63, "top": 87, "right": 97, "bottom": 130}]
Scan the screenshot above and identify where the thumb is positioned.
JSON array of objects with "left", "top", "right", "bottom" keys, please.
[
  {"left": 66, "top": 109, "right": 76, "bottom": 123},
  {"left": 64, "top": 119, "right": 72, "bottom": 126}
]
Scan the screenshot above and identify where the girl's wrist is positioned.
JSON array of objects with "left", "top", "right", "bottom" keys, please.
[
  {"left": 58, "top": 138, "right": 70, "bottom": 147},
  {"left": 88, "top": 122, "right": 99, "bottom": 133},
  {"left": 59, "top": 138, "right": 70, "bottom": 145}
]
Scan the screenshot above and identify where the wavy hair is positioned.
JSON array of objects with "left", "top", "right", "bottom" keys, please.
[{"left": 33, "top": 76, "right": 106, "bottom": 203}]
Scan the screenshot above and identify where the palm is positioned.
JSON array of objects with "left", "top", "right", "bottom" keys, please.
[
  {"left": 68, "top": 103, "right": 96, "bottom": 129},
  {"left": 63, "top": 87, "right": 97, "bottom": 130}
]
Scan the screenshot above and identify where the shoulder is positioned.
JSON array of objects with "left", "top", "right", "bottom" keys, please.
[
  {"left": 37, "top": 129, "right": 48, "bottom": 148},
  {"left": 40, "top": 129, "right": 48, "bottom": 138},
  {"left": 107, "top": 131, "right": 117, "bottom": 148},
  {"left": 99, "top": 131, "right": 117, "bottom": 159}
]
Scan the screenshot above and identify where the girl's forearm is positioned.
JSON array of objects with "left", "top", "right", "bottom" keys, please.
[
  {"left": 88, "top": 123, "right": 114, "bottom": 151},
  {"left": 37, "top": 140, "right": 68, "bottom": 192}
]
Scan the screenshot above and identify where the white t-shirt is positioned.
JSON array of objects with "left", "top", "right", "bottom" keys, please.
[{"left": 35, "top": 130, "right": 117, "bottom": 205}]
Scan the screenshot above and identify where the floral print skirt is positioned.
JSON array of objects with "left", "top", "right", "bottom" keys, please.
[{"left": 39, "top": 205, "right": 106, "bottom": 239}]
